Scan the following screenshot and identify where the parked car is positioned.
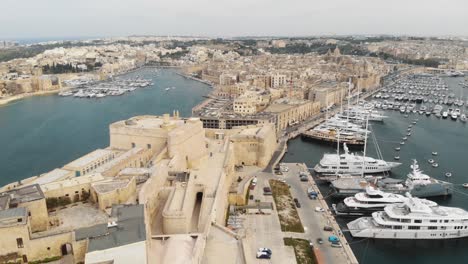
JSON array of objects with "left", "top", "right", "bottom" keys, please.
[
  {"left": 315, "top": 207, "right": 325, "bottom": 212},
  {"left": 293, "top": 198, "right": 301, "bottom": 208},
  {"left": 323, "top": 226, "right": 333, "bottom": 232},
  {"left": 300, "top": 175, "right": 308, "bottom": 182},
  {"left": 256, "top": 248, "right": 272, "bottom": 259},
  {"left": 331, "top": 242, "right": 342, "bottom": 248},
  {"left": 256, "top": 252, "right": 271, "bottom": 259},
  {"left": 263, "top": 187, "right": 272, "bottom": 195},
  {"left": 258, "top": 248, "right": 272, "bottom": 255},
  {"left": 317, "top": 238, "right": 324, "bottom": 244}
]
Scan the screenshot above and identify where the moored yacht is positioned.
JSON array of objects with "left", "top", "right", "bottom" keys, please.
[
  {"left": 334, "top": 187, "right": 437, "bottom": 216},
  {"left": 330, "top": 160, "right": 453, "bottom": 198},
  {"left": 314, "top": 143, "right": 401, "bottom": 175},
  {"left": 347, "top": 197, "right": 468, "bottom": 240}
]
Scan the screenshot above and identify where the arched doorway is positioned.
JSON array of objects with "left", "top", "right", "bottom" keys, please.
[{"left": 61, "top": 243, "right": 73, "bottom": 256}]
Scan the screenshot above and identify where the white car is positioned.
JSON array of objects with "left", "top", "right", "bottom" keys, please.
[
  {"left": 257, "top": 248, "right": 272, "bottom": 255},
  {"left": 315, "top": 207, "right": 325, "bottom": 212}
]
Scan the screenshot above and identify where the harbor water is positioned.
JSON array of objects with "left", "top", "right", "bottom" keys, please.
[
  {"left": 0, "top": 68, "right": 212, "bottom": 186},
  {"left": 282, "top": 77, "right": 468, "bottom": 264}
]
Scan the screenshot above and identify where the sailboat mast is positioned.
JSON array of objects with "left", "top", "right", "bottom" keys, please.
[
  {"left": 347, "top": 80, "right": 351, "bottom": 126},
  {"left": 336, "top": 129, "right": 340, "bottom": 176},
  {"left": 361, "top": 113, "right": 369, "bottom": 177},
  {"left": 326, "top": 90, "right": 329, "bottom": 121}
]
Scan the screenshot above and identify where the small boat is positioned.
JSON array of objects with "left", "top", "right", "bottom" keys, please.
[
  {"left": 432, "top": 152, "right": 438, "bottom": 156},
  {"left": 432, "top": 163, "right": 439, "bottom": 168},
  {"left": 463, "top": 183, "right": 468, "bottom": 188},
  {"left": 445, "top": 172, "right": 452, "bottom": 177},
  {"left": 404, "top": 114, "right": 409, "bottom": 118},
  {"left": 165, "top": 87, "right": 171, "bottom": 91},
  {"left": 400, "top": 141, "right": 405, "bottom": 145},
  {"left": 407, "top": 133, "right": 411, "bottom": 136},
  {"left": 428, "top": 159, "right": 435, "bottom": 164},
  {"left": 407, "top": 128, "right": 412, "bottom": 132},
  {"left": 412, "top": 121, "right": 417, "bottom": 124},
  {"left": 394, "top": 156, "right": 400, "bottom": 160},
  {"left": 395, "top": 147, "right": 401, "bottom": 151},
  {"left": 402, "top": 137, "right": 408, "bottom": 141}
]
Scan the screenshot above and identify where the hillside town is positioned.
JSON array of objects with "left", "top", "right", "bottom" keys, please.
[{"left": 1, "top": 36, "right": 468, "bottom": 264}]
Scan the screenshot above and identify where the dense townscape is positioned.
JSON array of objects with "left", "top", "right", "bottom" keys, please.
[{"left": 0, "top": 35, "right": 468, "bottom": 264}]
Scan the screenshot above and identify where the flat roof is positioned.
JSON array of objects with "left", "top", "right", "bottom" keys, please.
[
  {"left": 0, "top": 207, "right": 27, "bottom": 221},
  {"left": 41, "top": 174, "right": 105, "bottom": 192},
  {"left": 1, "top": 184, "right": 44, "bottom": 205},
  {"left": 76, "top": 204, "right": 146, "bottom": 252},
  {"left": 238, "top": 127, "right": 261, "bottom": 136},
  {"left": 264, "top": 103, "right": 296, "bottom": 113},
  {"left": 30, "top": 168, "right": 73, "bottom": 185},
  {"left": 95, "top": 148, "right": 143, "bottom": 173},
  {"left": 92, "top": 180, "right": 130, "bottom": 194},
  {"left": 64, "top": 149, "right": 114, "bottom": 169},
  {"left": 114, "top": 116, "right": 186, "bottom": 130}
]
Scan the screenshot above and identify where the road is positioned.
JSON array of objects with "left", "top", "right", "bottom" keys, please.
[{"left": 281, "top": 163, "right": 354, "bottom": 264}]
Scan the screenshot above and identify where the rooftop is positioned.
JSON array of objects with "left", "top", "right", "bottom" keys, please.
[
  {"left": 64, "top": 149, "right": 115, "bottom": 169},
  {"left": 29, "top": 168, "right": 73, "bottom": 186},
  {"left": 41, "top": 174, "right": 105, "bottom": 192},
  {"left": 113, "top": 115, "right": 186, "bottom": 130},
  {"left": 92, "top": 180, "right": 131, "bottom": 194},
  {"left": 76, "top": 204, "right": 146, "bottom": 252},
  {"left": 0, "top": 184, "right": 45, "bottom": 205},
  {"left": 0, "top": 207, "right": 27, "bottom": 221}
]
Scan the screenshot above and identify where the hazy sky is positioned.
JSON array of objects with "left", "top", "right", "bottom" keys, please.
[{"left": 1, "top": 0, "right": 468, "bottom": 39}]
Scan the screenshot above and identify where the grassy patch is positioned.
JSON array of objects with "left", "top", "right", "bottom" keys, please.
[
  {"left": 29, "top": 256, "right": 61, "bottom": 264},
  {"left": 284, "top": 238, "right": 316, "bottom": 264},
  {"left": 269, "top": 180, "right": 304, "bottom": 233}
]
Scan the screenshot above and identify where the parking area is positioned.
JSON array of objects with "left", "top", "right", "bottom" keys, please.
[
  {"left": 242, "top": 172, "right": 296, "bottom": 264},
  {"left": 280, "top": 163, "right": 356, "bottom": 264}
]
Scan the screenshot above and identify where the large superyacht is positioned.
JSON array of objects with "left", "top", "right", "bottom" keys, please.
[
  {"left": 333, "top": 186, "right": 437, "bottom": 216},
  {"left": 314, "top": 143, "right": 401, "bottom": 175},
  {"left": 331, "top": 160, "right": 453, "bottom": 198},
  {"left": 348, "top": 196, "right": 468, "bottom": 239}
]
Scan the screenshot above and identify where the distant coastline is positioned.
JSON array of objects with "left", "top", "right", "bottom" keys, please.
[
  {"left": 0, "top": 89, "right": 61, "bottom": 107},
  {"left": 0, "top": 65, "right": 180, "bottom": 107}
]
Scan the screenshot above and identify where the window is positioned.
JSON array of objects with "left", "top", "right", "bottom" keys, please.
[
  {"left": 414, "top": 220, "right": 422, "bottom": 223},
  {"left": 428, "top": 226, "right": 437, "bottom": 230},
  {"left": 408, "top": 226, "right": 420, "bottom": 230},
  {"left": 393, "top": 226, "right": 402, "bottom": 229},
  {"left": 131, "top": 142, "right": 136, "bottom": 148},
  {"left": 17, "top": 218, "right": 22, "bottom": 222},
  {"left": 17, "top": 238, "right": 24, "bottom": 248},
  {"left": 147, "top": 144, "right": 151, "bottom": 149},
  {"left": 430, "top": 220, "right": 437, "bottom": 223}
]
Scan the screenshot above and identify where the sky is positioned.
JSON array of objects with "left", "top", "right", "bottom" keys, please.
[{"left": 1, "top": 0, "right": 468, "bottom": 39}]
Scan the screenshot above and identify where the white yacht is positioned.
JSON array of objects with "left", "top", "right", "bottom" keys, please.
[
  {"left": 342, "top": 106, "right": 387, "bottom": 122},
  {"left": 301, "top": 127, "right": 365, "bottom": 146},
  {"left": 322, "top": 117, "right": 371, "bottom": 135},
  {"left": 334, "top": 187, "right": 437, "bottom": 216},
  {"left": 314, "top": 143, "right": 401, "bottom": 175},
  {"left": 348, "top": 197, "right": 468, "bottom": 239},
  {"left": 331, "top": 160, "right": 453, "bottom": 198}
]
